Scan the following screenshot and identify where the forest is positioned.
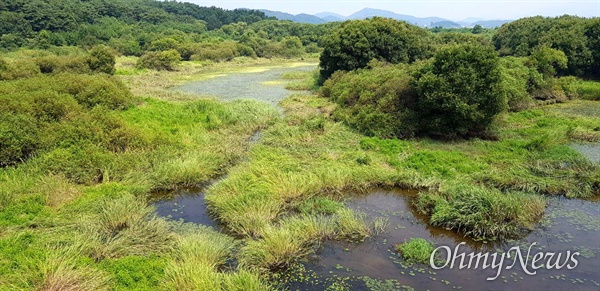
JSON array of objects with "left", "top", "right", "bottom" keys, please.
[{"left": 0, "top": 0, "right": 599, "bottom": 290}]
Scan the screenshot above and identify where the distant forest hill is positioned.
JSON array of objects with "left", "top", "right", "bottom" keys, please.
[
  {"left": 260, "top": 8, "right": 513, "bottom": 28},
  {"left": 0, "top": 0, "right": 273, "bottom": 33}
]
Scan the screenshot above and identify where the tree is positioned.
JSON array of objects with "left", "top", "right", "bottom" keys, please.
[
  {"left": 528, "top": 46, "right": 567, "bottom": 77},
  {"left": 471, "top": 24, "right": 483, "bottom": 34},
  {"left": 318, "top": 17, "right": 432, "bottom": 83},
  {"left": 585, "top": 18, "right": 600, "bottom": 77},
  {"left": 414, "top": 44, "right": 505, "bottom": 138}
]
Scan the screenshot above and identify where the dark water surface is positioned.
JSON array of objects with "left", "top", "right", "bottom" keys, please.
[
  {"left": 149, "top": 187, "right": 221, "bottom": 230},
  {"left": 151, "top": 187, "right": 599, "bottom": 290}
]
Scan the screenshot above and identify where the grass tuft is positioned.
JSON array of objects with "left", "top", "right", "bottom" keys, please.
[{"left": 394, "top": 238, "right": 435, "bottom": 264}]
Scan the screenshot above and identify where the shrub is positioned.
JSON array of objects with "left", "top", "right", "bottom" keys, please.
[
  {"left": 35, "top": 55, "right": 91, "bottom": 75},
  {"left": 136, "top": 49, "right": 181, "bottom": 70},
  {"left": 108, "top": 37, "right": 143, "bottom": 56},
  {"left": 498, "top": 57, "right": 535, "bottom": 111},
  {"left": 87, "top": 45, "right": 116, "bottom": 75},
  {"left": 191, "top": 44, "right": 236, "bottom": 62},
  {"left": 54, "top": 73, "right": 135, "bottom": 109},
  {"left": 414, "top": 44, "right": 505, "bottom": 138},
  {"left": 324, "top": 62, "right": 419, "bottom": 138},
  {"left": 35, "top": 143, "right": 111, "bottom": 184},
  {"left": 0, "top": 114, "right": 39, "bottom": 167},
  {"left": 0, "top": 58, "right": 40, "bottom": 80}
]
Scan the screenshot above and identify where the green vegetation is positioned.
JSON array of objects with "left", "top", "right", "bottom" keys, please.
[
  {"left": 414, "top": 43, "right": 504, "bottom": 138},
  {"left": 319, "top": 17, "right": 431, "bottom": 83},
  {"left": 493, "top": 15, "right": 598, "bottom": 76},
  {"left": 394, "top": 238, "right": 435, "bottom": 264},
  {"left": 416, "top": 185, "right": 545, "bottom": 239}
]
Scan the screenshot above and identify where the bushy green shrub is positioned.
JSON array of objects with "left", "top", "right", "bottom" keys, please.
[
  {"left": 189, "top": 42, "right": 239, "bottom": 62},
  {"left": 148, "top": 37, "right": 180, "bottom": 52},
  {"left": 108, "top": 37, "right": 143, "bottom": 56},
  {"left": 35, "top": 55, "right": 91, "bottom": 75},
  {"left": 36, "top": 143, "right": 112, "bottom": 184},
  {"left": 30, "top": 90, "right": 81, "bottom": 123},
  {"left": 0, "top": 114, "right": 39, "bottom": 167},
  {"left": 0, "top": 73, "right": 139, "bottom": 168},
  {"left": 0, "top": 58, "right": 40, "bottom": 80},
  {"left": 87, "top": 45, "right": 116, "bottom": 75},
  {"left": 413, "top": 44, "right": 505, "bottom": 138},
  {"left": 54, "top": 73, "right": 135, "bottom": 109},
  {"left": 137, "top": 49, "right": 181, "bottom": 70},
  {"left": 394, "top": 238, "right": 434, "bottom": 264},
  {"left": 323, "top": 61, "right": 419, "bottom": 138}
]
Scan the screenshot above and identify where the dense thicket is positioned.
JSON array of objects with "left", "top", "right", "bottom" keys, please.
[
  {"left": 320, "top": 16, "right": 599, "bottom": 140},
  {"left": 318, "top": 17, "right": 432, "bottom": 83},
  {"left": 493, "top": 15, "right": 598, "bottom": 76},
  {"left": 324, "top": 44, "right": 506, "bottom": 139}
]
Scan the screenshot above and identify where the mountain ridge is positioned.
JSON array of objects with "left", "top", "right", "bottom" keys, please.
[{"left": 260, "top": 7, "right": 512, "bottom": 28}]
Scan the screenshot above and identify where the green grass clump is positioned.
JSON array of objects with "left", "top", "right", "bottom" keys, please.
[
  {"left": 395, "top": 238, "right": 435, "bottom": 264},
  {"left": 162, "top": 224, "right": 269, "bottom": 290},
  {"left": 99, "top": 255, "right": 167, "bottom": 291},
  {"left": 571, "top": 80, "right": 600, "bottom": 100},
  {"left": 78, "top": 193, "right": 175, "bottom": 261},
  {"left": 415, "top": 184, "right": 546, "bottom": 239},
  {"left": 297, "top": 197, "right": 343, "bottom": 215}
]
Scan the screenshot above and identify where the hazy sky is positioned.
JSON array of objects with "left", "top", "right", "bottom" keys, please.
[{"left": 186, "top": 0, "right": 600, "bottom": 21}]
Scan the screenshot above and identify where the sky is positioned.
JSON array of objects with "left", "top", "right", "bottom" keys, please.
[{"left": 185, "top": 0, "right": 600, "bottom": 21}]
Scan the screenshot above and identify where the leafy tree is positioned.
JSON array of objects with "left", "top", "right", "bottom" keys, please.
[
  {"left": 585, "top": 18, "right": 600, "bottom": 77},
  {"left": 471, "top": 24, "right": 483, "bottom": 34},
  {"left": 498, "top": 57, "right": 535, "bottom": 111},
  {"left": 414, "top": 44, "right": 504, "bottom": 138},
  {"left": 528, "top": 46, "right": 567, "bottom": 77},
  {"left": 319, "top": 17, "right": 432, "bottom": 83}
]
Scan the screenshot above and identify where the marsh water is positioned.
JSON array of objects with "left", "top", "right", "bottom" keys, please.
[
  {"left": 151, "top": 65, "right": 600, "bottom": 290},
  {"left": 288, "top": 189, "right": 600, "bottom": 290},
  {"left": 149, "top": 187, "right": 221, "bottom": 230},
  {"left": 150, "top": 186, "right": 599, "bottom": 290},
  {"left": 176, "top": 64, "right": 315, "bottom": 107},
  {"left": 571, "top": 143, "right": 600, "bottom": 164}
]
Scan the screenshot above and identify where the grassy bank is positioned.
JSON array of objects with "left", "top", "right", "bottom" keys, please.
[{"left": 0, "top": 52, "right": 285, "bottom": 289}]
